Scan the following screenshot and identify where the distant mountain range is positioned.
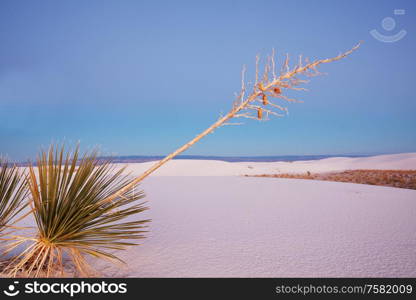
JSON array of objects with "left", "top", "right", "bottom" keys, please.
[
  {"left": 13, "top": 154, "right": 375, "bottom": 166},
  {"left": 101, "top": 154, "right": 371, "bottom": 163}
]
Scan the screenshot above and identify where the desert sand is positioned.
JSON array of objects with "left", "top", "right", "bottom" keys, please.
[
  {"left": 91, "top": 153, "right": 416, "bottom": 277},
  {"left": 10, "top": 153, "right": 416, "bottom": 277}
]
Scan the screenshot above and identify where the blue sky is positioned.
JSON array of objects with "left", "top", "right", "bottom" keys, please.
[{"left": 1, "top": 0, "right": 415, "bottom": 160}]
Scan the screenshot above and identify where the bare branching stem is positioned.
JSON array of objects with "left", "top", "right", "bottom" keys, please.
[{"left": 103, "top": 43, "right": 361, "bottom": 202}]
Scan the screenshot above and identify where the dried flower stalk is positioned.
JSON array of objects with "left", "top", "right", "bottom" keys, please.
[{"left": 104, "top": 43, "right": 361, "bottom": 202}]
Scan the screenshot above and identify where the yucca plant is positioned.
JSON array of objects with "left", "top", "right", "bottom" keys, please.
[
  {"left": 5, "top": 43, "right": 359, "bottom": 277},
  {"left": 0, "top": 159, "right": 28, "bottom": 238},
  {"left": 7, "top": 146, "right": 149, "bottom": 277}
]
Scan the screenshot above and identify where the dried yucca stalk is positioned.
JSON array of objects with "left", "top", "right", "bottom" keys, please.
[{"left": 102, "top": 43, "right": 360, "bottom": 203}]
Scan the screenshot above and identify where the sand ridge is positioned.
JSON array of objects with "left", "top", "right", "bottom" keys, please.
[{"left": 118, "top": 153, "right": 416, "bottom": 177}]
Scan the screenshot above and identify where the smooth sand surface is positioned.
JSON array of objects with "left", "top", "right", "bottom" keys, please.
[
  {"left": 93, "top": 176, "right": 416, "bottom": 277},
  {"left": 10, "top": 153, "right": 416, "bottom": 277}
]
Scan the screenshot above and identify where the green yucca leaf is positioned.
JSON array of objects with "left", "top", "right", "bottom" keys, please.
[
  {"left": 15, "top": 145, "right": 150, "bottom": 277},
  {"left": 0, "top": 158, "right": 28, "bottom": 235}
]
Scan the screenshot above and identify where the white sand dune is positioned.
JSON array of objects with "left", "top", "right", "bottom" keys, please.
[
  {"left": 120, "top": 152, "right": 416, "bottom": 176},
  {"left": 10, "top": 153, "right": 416, "bottom": 277},
  {"left": 91, "top": 153, "right": 416, "bottom": 277}
]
